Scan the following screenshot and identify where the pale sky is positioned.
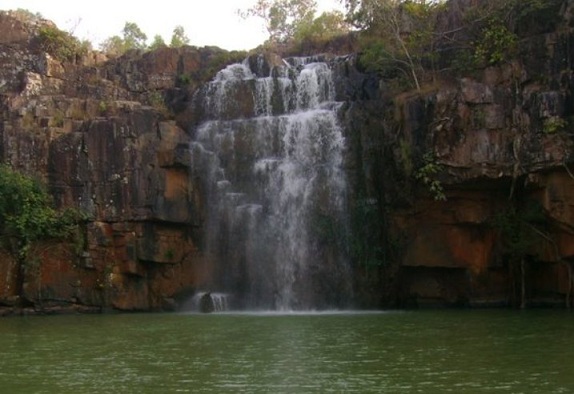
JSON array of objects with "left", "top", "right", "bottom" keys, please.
[{"left": 1, "top": 0, "right": 344, "bottom": 51}]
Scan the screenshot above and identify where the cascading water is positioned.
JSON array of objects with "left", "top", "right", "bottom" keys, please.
[{"left": 191, "top": 55, "right": 351, "bottom": 311}]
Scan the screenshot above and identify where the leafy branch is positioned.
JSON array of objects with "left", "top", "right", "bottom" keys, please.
[{"left": 414, "top": 152, "right": 446, "bottom": 201}]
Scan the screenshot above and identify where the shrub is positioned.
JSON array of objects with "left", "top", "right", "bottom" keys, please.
[
  {"left": 473, "top": 21, "right": 517, "bottom": 67},
  {"left": 414, "top": 152, "right": 446, "bottom": 201},
  {"left": 37, "top": 25, "right": 88, "bottom": 62},
  {"left": 543, "top": 117, "right": 567, "bottom": 134},
  {"left": 0, "top": 165, "right": 82, "bottom": 259}
]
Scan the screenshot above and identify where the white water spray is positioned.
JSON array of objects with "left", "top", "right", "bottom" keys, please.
[{"left": 191, "top": 55, "right": 350, "bottom": 310}]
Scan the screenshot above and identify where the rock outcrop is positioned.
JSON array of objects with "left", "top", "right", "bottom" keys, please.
[
  {"left": 341, "top": 0, "right": 574, "bottom": 308},
  {"left": 0, "top": 10, "right": 240, "bottom": 314},
  {"left": 1, "top": 1, "right": 574, "bottom": 314}
]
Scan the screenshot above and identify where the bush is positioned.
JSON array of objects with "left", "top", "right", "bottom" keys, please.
[
  {"left": 473, "top": 21, "right": 517, "bottom": 67},
  {"left": 543, "top": 117, "right": 567, "bottom": 134},
  {"left": 0, "top": 165, "right": 82, "bottom": 259},
  {"left": 37, "top": 25, "right": 89, "bottom": 62},
  {"left": 414, "top": 153, "right": 446, "bottom": 201},
  {"left": 0, "top": 165, "right": 84, "bottom": 301}
]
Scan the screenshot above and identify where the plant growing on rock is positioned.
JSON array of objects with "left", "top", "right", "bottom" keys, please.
[
  {"left": 239, "top": 0, "right": 318, "bottom": 45},
  {"left": 36, "top": 25, "right": 90, "bottom": 62},
  {"left": 148, "top": 91, "right": 171, "bottom": 117},
  {"left": 51, "top": 110, "right": 65, "bottom": 127},
  {"left": 292, "top": 10, "right": 350, "bottom": 46},
  {"left": 149, "top": 35, "right": 167, "bottom": 50},
  {"left": 170, "top": 25, "right": 190, "bottom": 48},
  {"left": 346, "top": 0, "right": 445, "bottom": 91},
  {"left": 414, "top": 152, "right": 446, "bottom": 201},
  {"left": 98, "top": 100, "right": 109, "bottom": 115},
  {"left": 543, "top": 116, "right": 567, "bottom": 134},
  {"left": 0, "top": 165, "right": 83, "bottom": 305},
  {"left": 100, "top": 21, "right": 147, "bottom": 56},
  {"left": 472, "top": 19, "right": 517, "bottom": 67}
]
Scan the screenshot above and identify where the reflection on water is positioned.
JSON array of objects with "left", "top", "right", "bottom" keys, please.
[{"left": 0, "top": 310, "right": 573, "bottom": 393}]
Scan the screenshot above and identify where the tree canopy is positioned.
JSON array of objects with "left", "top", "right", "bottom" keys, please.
[
  {"left": 170, "top": 25, "right": 190, "bottom": 48},
  {"left": 240, "top": 0, "right": 319, "bottom": 44},
  {"left": 100, "top": 21, "right": 147, "bottom": 55},
  {"left": 100, "top": 22, "right": 192, "bottom": 56}
]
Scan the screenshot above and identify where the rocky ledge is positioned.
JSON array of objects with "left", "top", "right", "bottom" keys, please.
[{"left": 1, "top": 2, "right": 574, "bottom": 314}]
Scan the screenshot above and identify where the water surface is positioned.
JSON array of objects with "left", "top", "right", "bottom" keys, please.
[{"left": 0, "top": 310, "right": 572, "bottom": 393}]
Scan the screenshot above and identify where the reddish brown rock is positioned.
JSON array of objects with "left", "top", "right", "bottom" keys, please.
[{"left": 2, "top": 5, "right": 574, "bottom": 313}]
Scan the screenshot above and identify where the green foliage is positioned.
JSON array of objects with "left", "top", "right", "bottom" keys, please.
[
  {"left": 293, "top": 10, "right": 350, "bottom": 44},
  {"left": 473, "top": 21, "right": 517, "bottom": 67},
  {"left": 98, "top": 100, "right": 109, "bottom": 115},
  {"left": 51, "top": 110, "right": 64, "bottom": 127},
  {"left": 99, "top": 35, "right": 125, "bottom": 56},
  {"left": 357, "top": 38, "right": 410, "bottom": 87},
  {"left": 37, "top": 25, "right": 89, "bottom": 62},
  {"left": 170, "top": 25, "right": 190, "bottom": 48},
  {"left": 344, "top": 0, "right": 439, "bottom": 31},
  {"left": 149, "top": 35, "right": 167, "bottom": 50},
  {"left": 100, "top": 23, "right": 193, "bottom": 55},
  {"left": 240, "top": 0, "right": 317, "bottom": 44},
  {"left": 164, "top": 248, "right": 175, "bottom": 261},
  {"left": 100, "top": 21, "right": 147, "bottom": 56},
  {"left": 414, "top": 152, "right": 446, "bottom": 201},
  {"left": 177, "top": 74, "right": 192, "bottom": 86},
  {"left": 349, "top": 0, "right": 444, "bottom": 91},
  {"left": 148, "top": 91, "right": 172, "bottom": 117},
  {"left": 0, "top": 165, "right": 82, "bottom": 260},
  {"left": 343, "top": 0, "right": 561, "bottom": 83},
  {"left": 122, "top": 22, "right": 147, "bottom": 50},
  {"left": 543, "top": 117, "right": 567, "bottom": 134}
]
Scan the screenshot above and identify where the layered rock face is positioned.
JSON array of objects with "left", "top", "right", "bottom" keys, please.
[
  {"left": 0, "top": 11, "right": 233, "bottom": 313},
  {"left": 344, "top": 0, "right": 574, "bottom": 307},
  {"left": 1, "top": 1, "right": 574, "bottom": 314}
]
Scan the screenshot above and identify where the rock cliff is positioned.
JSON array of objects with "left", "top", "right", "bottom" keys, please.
[
  {"left": 345, "top": 0, "right": 574, "bottom": 308},
  {"left": 1, "top": 1, "right": 574, "bottom": 314},
  {"left": 0, "top": 10, "right": 242, "bottom": 314}
]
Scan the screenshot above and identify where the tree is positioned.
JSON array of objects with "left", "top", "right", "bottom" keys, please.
[
  {"left": 149, "top": 34, "right": 167, "bottom": 50},
  {"left": 0, "top": 166, "right": 81, "bottom": 304},
  {"left": 170, "top": 25, "right": 190, "bottom": 47},
  {"left": 293, "top": 10, "right": 350, "bottom": 43},
  {"left": 345, "top": 0, "right": 444, "bottom": 91},
  {"left": 240, "top": 0, "right": 318, "bottom": 44},
  {"left": 122, "top": 21, "right": 147, "bottom": 50},
  {"left": 100, "top": 21, "right": 147, "bottom": 56}
]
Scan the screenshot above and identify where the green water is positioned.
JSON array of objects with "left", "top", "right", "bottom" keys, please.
[{"left": 0, "top": 310, "right": 572, "bottom": 393}]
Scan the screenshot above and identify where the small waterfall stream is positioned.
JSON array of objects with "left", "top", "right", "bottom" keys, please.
[{"left": 191, "top": 55, "right": 351, "bottom": 311}]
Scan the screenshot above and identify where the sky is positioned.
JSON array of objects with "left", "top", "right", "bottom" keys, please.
[{"left": 1, "top": 0, "right": 344, "bottom": 51}]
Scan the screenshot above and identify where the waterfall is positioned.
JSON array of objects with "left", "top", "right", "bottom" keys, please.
[
  {"left": 190, "top": 292, "right": 230, "bottom": 313},
  {"left": 191, "top": 55, "right": 351, "bottom": 311}
]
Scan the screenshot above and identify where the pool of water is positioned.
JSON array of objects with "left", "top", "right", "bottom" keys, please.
[{"left": 0, "top": 310, "right": 572, "bottom": 393}]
